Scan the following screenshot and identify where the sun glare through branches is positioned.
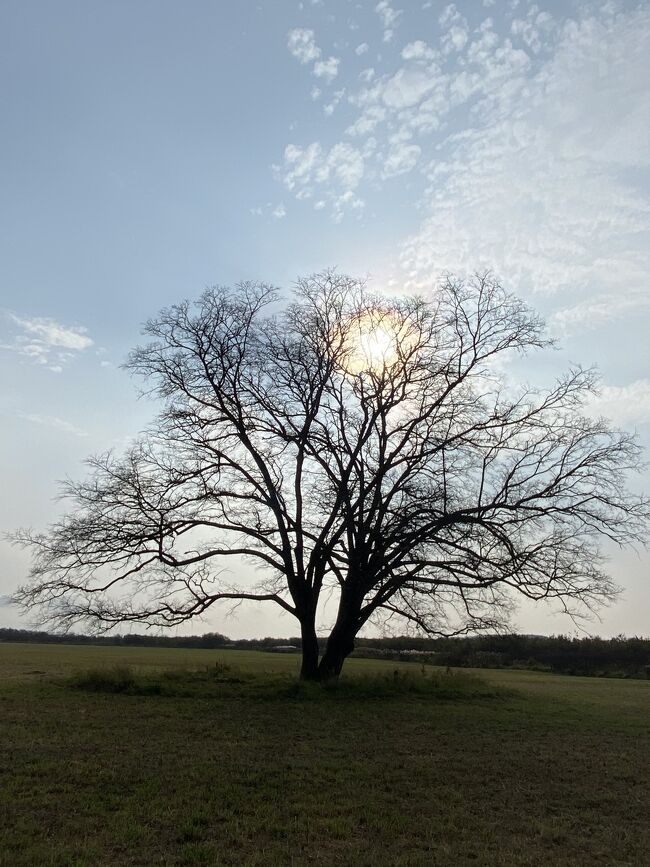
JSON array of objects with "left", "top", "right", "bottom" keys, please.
[{"left": 338, "top": 308, "right": 419, "bottom": 376}]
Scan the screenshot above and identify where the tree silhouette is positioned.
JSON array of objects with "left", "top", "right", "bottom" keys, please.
[{"left": 14, "top": 272, "right": 649, "bottom": 679}]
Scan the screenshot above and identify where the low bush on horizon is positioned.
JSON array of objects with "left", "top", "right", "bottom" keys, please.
[
  {"left": 67, "top": 661, "right": 244, "bottom": 697},
  {"left": 66, "top": 661, "right": 504, "bottom": 702}
]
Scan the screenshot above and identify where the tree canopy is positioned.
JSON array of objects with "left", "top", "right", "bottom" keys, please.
[{"left": 14, "top": 272, "right": 649, "bottom": 679}]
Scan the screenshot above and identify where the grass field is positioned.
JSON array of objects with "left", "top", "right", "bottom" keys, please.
[{"left": 0, "top": 643, "right": 648, "bottom": 866}]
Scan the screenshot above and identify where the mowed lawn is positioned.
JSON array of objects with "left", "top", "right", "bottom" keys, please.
[{"left": 0, "top": 644, "right": 648, "bottom": 866}]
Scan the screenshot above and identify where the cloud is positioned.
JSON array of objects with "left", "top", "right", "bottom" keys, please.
[
  {"left": 313, "top": 57, "right": 340, "bottom": 83},
  {"left": 399, "top": 6, "right": 650, "bottom": 307},
  {"left": 382, "top": 142, "right": 421, "bottom": 178},
  {"left": 278, "top": 0, "right": 650, "bottom": 301},
  {"left": 324, "top": 89, "right": 345, "bottom": 116},
  {"left": 442, "top": 24, "right": 469, "bottom": 54},
  {"left": 282, "top": 142, "right": 324, "bottom": 191},
  {"left": 401, "top": 41, "right": 436, "bottom": 62},
  {"left": 586, "top": 380, "right": 650, "bottom": 427},
  {"left": 14, "top": 410, "right": 88, "bottom": 437},
  {"left": 552, "top": 291, "right": 650, "bottom": 335},
  {"left": 439, "top": 4, "right": 461, "bottom": 28},
  {"left": 355, "top": 42, "right": 369, "bottom": 56},
  {"left": 249, "top": 202, "right": 288, "bottom": 221},
  {"left": 380, "top": 66, "right": 442, "bottom": 109},
  {"left": 511, "top": 8, "right": 554, "bottom": 54},
  {"left": 287, "top": 27, "right": 340, "bottom": 85},
  {"left": 346, "top": 104, "right": 385, "bottom": 137},
  {"left": 10, "top": 315, "right": 93, "bottom": 351},
  {"left": 329, "top": 143, "right": 365, "bottom": 188},
  {"left": 375, "top": 0, "right": 402, "bottom": 42},
  {"left": 279, "top": 141, "right": 365, "bottom": 220},
  {"left": 2, "top": 313, "right": 94, "bottom": 371},
  {"left": 287, "top": 28, "right": 321, "bottom": 64}
]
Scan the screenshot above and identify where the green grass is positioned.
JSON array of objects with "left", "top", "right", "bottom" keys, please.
[
  {"left": 0, "top": 643, "right": 648, "bottom": 866},
  {"left": 64, "top": 661, "right": 500, "bottom": 703}
]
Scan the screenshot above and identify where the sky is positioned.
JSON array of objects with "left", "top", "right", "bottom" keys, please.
[{"left": 1, "top": 0, "right": 649, "bottom": 639}]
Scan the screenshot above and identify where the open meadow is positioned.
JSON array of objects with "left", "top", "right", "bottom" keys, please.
[{"left": 0, "top": 643, "right": 648, "bottom": 866}]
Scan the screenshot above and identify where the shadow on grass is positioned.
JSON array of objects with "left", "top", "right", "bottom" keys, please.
[{"left": 66, "top": 662, "right": 510, "bottom": 702}]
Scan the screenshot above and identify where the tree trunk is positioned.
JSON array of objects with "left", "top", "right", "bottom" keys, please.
[
  {"left": 299, "top": 617, "right": 321, "bottom": 681},
  {"left": 318, "top": 616, "right": 358, "bottom": 680}
]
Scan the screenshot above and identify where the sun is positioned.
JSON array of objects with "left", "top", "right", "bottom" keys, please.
[{"left": 339, "top": 309, "right": 414, "bottom": 375}]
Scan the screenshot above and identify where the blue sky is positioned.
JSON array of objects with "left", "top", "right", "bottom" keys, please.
[{"left": 1, "top": 0, "right": 649, "bottom": 638}]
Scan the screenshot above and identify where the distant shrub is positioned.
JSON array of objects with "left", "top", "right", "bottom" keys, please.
[
  {"left": 67, "top": 661, "right": 244, "bottom": 697},
  {"left": 69, "top": 665, "right": 140, "bottom": 693},
  {"left": 277, "top": 668, "right": 506, "bottom": 702},
  {"left": 64, "top": 662, "right": 506, "bottom": 703}
]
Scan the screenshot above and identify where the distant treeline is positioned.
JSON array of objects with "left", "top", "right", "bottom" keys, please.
[
  {"left": 0, "top": 628, "right": 233, "bottom": 649},
  {"left": 353, "top": 634, "right": 650, "bottom": 679},
  {"left": 1, "top": 627, "right": 649, "bottom": 678}
]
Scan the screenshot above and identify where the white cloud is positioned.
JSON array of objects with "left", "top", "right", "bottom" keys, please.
[
  {"left": 439, "top": 4, "right": 461, "bottom": 28},
  {"left": 287, "top": 28, "right": 321, "bottom": 64},
  {"left": 438, "top": 5, "right": 469, "bottom": 56},
  {"left": 2, "top": 313, "right": 94, "bottom": 371},
  {"left": 278, "top": 3, "right": 650, "bottom": 299},
  {"left": 282, "top": 142, "right": 323, "bottom": 191},
  {"left": 331, "top": 190, "right": 364, "bottom": 223},
  {"left": 376, "top": 0, "right": 401, "bottom": 29},
  {"left": 381, "top": 66, "right": 442, "bottom": 109},
  {"left": 552, "top": 291, "right": 650, "bottom": 334},
  {"left": 324, "top": 89, "right": 345, "bottom": 116},
  {"left": 400, "top": 7, "right": 650, "bottom": 308},
  {"left": 346, "top": 104, "right": 386, "bottom": 137},
  {"left": 586, "top": 380, "right": 650, "bottom": 427},
  {"left": 375, "top": 0, "right": 402, "bottom": 42},
  {"left": 355, "top": 42, "right": 369, "bottom": 56},
  {"left": 382, "top": 143, "right": 421, "bottom": 178},
  {"left": 313, "top": 56, "right": 340, "bottom": 83},
  {"left": 250, "top": 201, "right": 290, "bottom": 220},
  {"left": 442, "top": 24, "right": 469, "bottom": 53},
  {"left": 511, "top": 8, "right": 555, "bottom": 54},
  {"left": 280, "top": 141, "right": 365, "bottom": 220},
  {"left": 15, "top": 410, "right": 88, "bottom": 437},
  {"left": 10, "top": 315, "right": 93, "bottom": 351},
  {"left": 287, "top": 27, "right": 340, "bottom": 85},
  {"left": 328, "top": 143, "right": 365, "bottom": 188},
  {"left": 343, "top": 44, "right": 449, "bottom": 146},
  {"left": 401, "top": 41, "right": 436, "bottom": 62}
]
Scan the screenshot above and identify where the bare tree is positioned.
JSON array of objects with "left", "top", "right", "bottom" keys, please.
[{"left": 13, "top": 272, "right": 649, "bottom": 679}]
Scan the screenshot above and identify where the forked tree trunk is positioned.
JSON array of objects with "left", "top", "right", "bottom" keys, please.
[
  {"left": 317, "top": 607, "right": 359, "bottom": 681},
  {"left": 317, "top": 632, "right": 355, "bottom": 680},
  {"left": 300, "top": 587, "right": 363, "bottom": 681}
]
